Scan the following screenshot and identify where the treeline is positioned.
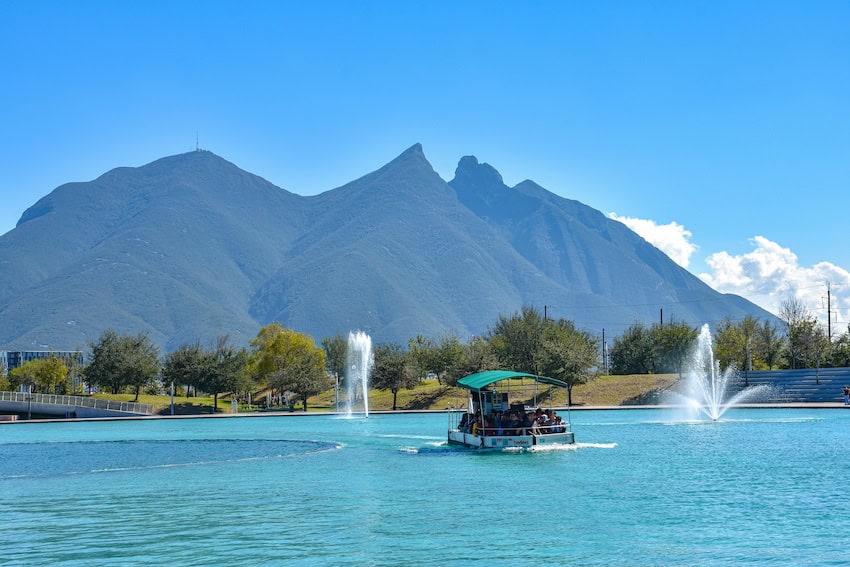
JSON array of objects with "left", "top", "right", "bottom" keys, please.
[
  {"left": 610, "top": 297, "right": 850, "bottom": 375},
  {"left": 0, "top": 306, "right": 599, "bottom": 411},
  {"left": 9, "top": 297, "right": 843, "bottom": 408}
]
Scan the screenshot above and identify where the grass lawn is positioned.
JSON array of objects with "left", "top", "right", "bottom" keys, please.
[
  {"left": 94, "top": 373, "right": 682, "bottom": 414},
  {"left": 306, "top": 373, "right": 680, "bottom": 411},
  {"left": 93, "top": 392, "right": 231, "bottom": 415}
]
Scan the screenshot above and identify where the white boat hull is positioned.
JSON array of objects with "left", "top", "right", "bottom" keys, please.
[{"left": 447, "top": 430, "right": 574, "bottom": 449}]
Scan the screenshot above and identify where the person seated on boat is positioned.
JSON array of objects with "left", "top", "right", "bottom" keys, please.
[
  {"left": 531, "top": 410, "right": 545, "bottom": 435},
  {"left": 458, "top": 413, "right": 471, "bottom": 432},
  {"left": 483, "top": 415, "right": 495, "bottom": 436},
  {"left": 540, "top": 410, "right": 553, "bottom": 433},
  {"left": 488, "top": 410, "right": 501, "bottom": 435},
  {"left": 501, "top": 412, "right": 516, "bottom": 435},
  {"left": 552, "top": 415, "right": 564, "bottom": 433},
  {"left": 518, "top": 411, "right": 533, "bottom": 435},
  {"left": 550, "top": 411, "right": 563, "bottom": 433}
]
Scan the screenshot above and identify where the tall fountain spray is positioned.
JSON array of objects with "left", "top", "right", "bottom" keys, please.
[
  {"left": 346, "top": 331, "right": 373, "bottom": 418},
  {"left": 678, "top": 324, "right": 769, "bottom": 421}
]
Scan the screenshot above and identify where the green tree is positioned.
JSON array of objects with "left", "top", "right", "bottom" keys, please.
[
  {"left": 433, "top": 334, "right": 465, "bottom": 385},
  {"left": 123, "top": 333, "right": 161, "bottom": 402},
  {"left": 34, "top": 356, "right": 70, "bottom": 393},
  {"left": 754, "top": 320, "right": 784, "bottom": 370},
  {"left": 537, "top": 318, "right": 599, "bottom": 406},
  {"left": 830, "top": 325, "right": 850, "bottom": 367},
  {"left": 452, "top": 336, "right": 498, "bottom": 384},
  {"left": 407, "top": 334, "right": 435, "bottom": 381},
  {"left": 162, "top": 341, "right": 208, "bottom": 398},
  {"left": 652, "top": 321, "right": 697, "bottom": 376},
  {"left": 201, "top": 336, "right": 249, "bottom": 412},
  {"left": 9, "top": 361, "right": 38, "bottom": 392},
  {"left": 85, "top": 330, "right": 160, "bottom": 401},
  {"left": 85, "top": 330, "right": 124, "bottom": 394},
  {"left": 372, "top": 343, "right": 417, "bottom": 410},
  {"left": 610, "top": 323, "right": 654, "bottom": 374},
  {"left": 713, "top": 319, "right": 746, "bottom": 371},
  {"left": 322, "top": 334, "right": 348, "bottom": 401},
  {"left": 249, "top": 323, "right": 330, "bottom": 411},
  {"left": 779, "top": 296, "right": 816, "bottom": 369},
  {"left": 488, "top": 306, "right": 546, "bottom": 374}
]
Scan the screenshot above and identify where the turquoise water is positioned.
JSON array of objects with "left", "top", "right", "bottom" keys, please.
[{"left": 2, "top": 409, "right": 849, "bottom": 566}]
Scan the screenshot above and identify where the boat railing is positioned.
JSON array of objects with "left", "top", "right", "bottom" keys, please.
[{"left": 474, "top": 423, "right": 572, "bottom": 436}]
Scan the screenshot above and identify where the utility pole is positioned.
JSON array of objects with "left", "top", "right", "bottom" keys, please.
[
  {"left": 827, "top": 282, "right": 832, "bottom": 340},
  {"left": 544, "top": 305, "right": 548, "bottom": 321},
  {"left": 602, "top": 328, "right": 608, "bottom": 375},
  {"left": 660, "top": 308, "right": 663, "bottom": 327}
]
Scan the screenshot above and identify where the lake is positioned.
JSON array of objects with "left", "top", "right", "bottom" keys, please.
[{"left": 2, "top": 408, "right": 848, "bottom": 565}]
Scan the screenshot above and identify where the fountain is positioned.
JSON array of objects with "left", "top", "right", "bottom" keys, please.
[
  {"left": 676, "top": 324, "right": 770, "bottom": 421},
  {"left": 346, "top": 331, "right": 373, "bottom": 418}
]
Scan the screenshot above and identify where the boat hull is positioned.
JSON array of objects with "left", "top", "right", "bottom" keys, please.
[{"left": 447, "top": 430, "right": 574, "bottom": 449}]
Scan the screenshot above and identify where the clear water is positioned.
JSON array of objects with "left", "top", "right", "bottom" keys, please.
[{"left": 2, "top": 409, "right": 849, "bottom": 566}]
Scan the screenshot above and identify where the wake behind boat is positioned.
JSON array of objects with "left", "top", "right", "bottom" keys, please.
[{"left": 447, "top": 370, "right": 575, "bottom": 450}]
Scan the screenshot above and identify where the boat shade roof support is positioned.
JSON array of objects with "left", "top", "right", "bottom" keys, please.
[{"left": 456, "top": 370, "right": 568, "bottom": 392}]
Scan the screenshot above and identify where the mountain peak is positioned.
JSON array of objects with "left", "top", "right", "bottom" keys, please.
[
  {"left": 452, "top": 155, "right": 506, "bottom": 190},
  {"left": 364, "top": 143, "right": 436, "bottom": 181}
]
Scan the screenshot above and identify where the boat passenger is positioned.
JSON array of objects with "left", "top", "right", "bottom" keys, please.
[
  {"left": 552, "top": 415, "right": 563, "bottom": 433},
  {"left": 519, "top": 411, "right": 532, "bottom": 435},
  {"left": 531, "top": 412, "right": 544, "bottom": 435}
]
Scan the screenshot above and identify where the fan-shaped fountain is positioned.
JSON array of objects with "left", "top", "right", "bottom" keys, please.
[
  {"left": 675, "top": 324, "right": 770, "bottom": 421},
  {"left": 346, "top": 331, "right": 373, "bottom": 418}
]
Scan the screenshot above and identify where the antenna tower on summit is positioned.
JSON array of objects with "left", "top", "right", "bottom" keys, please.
[{"left": 195, "top": 132, "right": 199, "bottom": 152}]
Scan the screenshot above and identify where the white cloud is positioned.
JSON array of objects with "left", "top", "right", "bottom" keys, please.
[
  {"left": 608, "top": 212, "right": 698, "bottom": 268},
  {"left": 606, "top": 212, "right": 850, "bottom": 332},
  {"left": 698, "top": 235, "right": 850, "bottom": 331}
]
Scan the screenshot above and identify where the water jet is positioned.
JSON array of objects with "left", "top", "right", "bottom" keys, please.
[{"left": 346, "top": 331, "right": 373, "bottom": 418}]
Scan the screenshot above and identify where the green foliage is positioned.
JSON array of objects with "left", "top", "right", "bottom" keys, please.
[
  {"left": 202, "top": 336, "right": 249, "bottom": 409},
  {"left": 610, "top": 323, "right": 654, "bottom": 374},
  {"left": 162, "top": 341, "right": 207, "bottom": 395},
  {"left": 779, "top": 296, "right": 820, "bottom": 370},
  {"left": 85, "top": 330, "right": 160, "bottom": 401},
  {"left": 249, "top": 322, "right": 329, "bottom": 411},
  {"left": 537, "top": 318, "right": 599, "bottom": 404},
  {"left": 487, "top": 305, "right": 546, "bottom": 374},
  {"left": 322, "top": 334, "right": 348, "bottom": 387},
  {"left": 830, "top": 325, "right": 850, "bottom": 367},
  {"left": 407, "top": 334, "right": 434, "bottom": 380},
  {"left": 451, "top": 336, "right": 498, "bottom": 384},
  {"left": 651, "top": 321, "right": 697, "bottom": 376},
  {"left": 755, "top": 320, "right": 784, "bottom": 370},
  {"left": 431, "top": 334, "right": 464, "bottom": 385},
  {"left": 371, "top": 343, "right": 418, "bottom": 410},
  {"left": 9, "top": 356, "right": 69, "bottom": 393}
]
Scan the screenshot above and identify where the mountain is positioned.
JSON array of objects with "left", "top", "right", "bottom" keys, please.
[{"left": 0, "top": 145, "right": 776, "bottom": 352}]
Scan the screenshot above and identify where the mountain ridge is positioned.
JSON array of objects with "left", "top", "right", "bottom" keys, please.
[{"left": 0, "top": 146, "right": 776, "bottom": 351}]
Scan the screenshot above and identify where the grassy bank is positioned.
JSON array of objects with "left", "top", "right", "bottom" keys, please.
[{"left": 96, "top": 373, "right": 680, "bottom": 415}]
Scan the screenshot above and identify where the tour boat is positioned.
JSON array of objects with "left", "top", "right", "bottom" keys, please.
[{"left": 447, "top": 370, "right": 575, "bottom": 450}]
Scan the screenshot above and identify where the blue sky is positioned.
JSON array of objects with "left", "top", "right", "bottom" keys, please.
[{"left": 2, "top": 1, "right": 849, "bottom": 328}]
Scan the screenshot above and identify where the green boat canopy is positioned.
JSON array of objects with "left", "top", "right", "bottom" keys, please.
[{"left": 456, "top": 370, "right": 568, "bottom": 392}]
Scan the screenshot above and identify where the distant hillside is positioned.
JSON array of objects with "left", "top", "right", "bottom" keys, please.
[{"left": 0, "top": 145, "right": 776, "bottom": 352}]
